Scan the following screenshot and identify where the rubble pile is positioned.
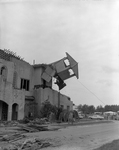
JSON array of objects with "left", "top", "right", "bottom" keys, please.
[
  {"left": 0, "top": 138, "right": 52, "bottom": 150},
  {"left": 30, "top": 118, "right": 49, "bottom": 125},
  {"left": 0, "top": 118, "right": 57, "bottom": 150},
  {"left": 0, "top": 133, "right": 25, "bottom": 142},
  {"left": 20, "top": 138, "right": 52, "bottom": 150},
  {"left": 0, "top": 117, "right": 50, "bottom": 127},
  {"left": 0, "top": 121, "right": 20, "bottom": 127},
  {"left": 27, "top": 123, "right": 49, "bottom": 131},
  {"left": 0, "top": 118, "right": 50, "bottom": 133},
  {"left": 18, "top": 117, "right": 50, "bottom": 125}
]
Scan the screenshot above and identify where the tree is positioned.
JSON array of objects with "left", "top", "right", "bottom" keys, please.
[
  {"left": 77, "top": 104, "right": 82, "bottom": 112},
  {"left": 104, "top": 105, "right": 111, "bottom": 111},
  {"left": 40, "top": 100, "right": 58, "bottom": 118},
  {"left": 88, "top": 105, "right": 95, "bottom": 114},
  {"left": 81, "top": 104, "right": 89, "bottom": 115},
  {"left": 96, "top": 105, "right": 104, "bottom": 112}
]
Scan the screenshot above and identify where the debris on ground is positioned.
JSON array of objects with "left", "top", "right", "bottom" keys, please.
[
  {"left": 0, "top": 121, "right": 20, "bottom": 127},
  {"left": 0, "top": 119, "right": 56, "bottom": 150},
  {"left": 0, "top": 118, "right": 50, "bottom": 133},
  {"left": 20, "top": 138, "right": 52, "bottom": 149},
  {"left": 17, "top": 122, "right": 50, "bottom": 133},
  {"left": 30, "top": 118, "right": 49, "bottom": 125},
  {"left": 0, "top": 138, "right": 52, "bottom": 150},
  {"left": 18, "top": 125, "right": 40, "bottom": 133},
  {"left": 0, "top": 133, "right": 26, "bottom": 142},
  {"left": 0, "top": 117, "right": 50, "bottom": 127}
]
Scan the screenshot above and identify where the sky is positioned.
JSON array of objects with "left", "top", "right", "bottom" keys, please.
[{"left": 0, "top": 0, "right": 119, "bottom": 107}]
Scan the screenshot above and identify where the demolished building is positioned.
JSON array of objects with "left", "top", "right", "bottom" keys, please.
[{"left": 0, "top": 49, "right": 78, "bottom": 121}]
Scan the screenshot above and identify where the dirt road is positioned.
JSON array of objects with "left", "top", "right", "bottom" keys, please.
[{"left": 24, "top": 121, "right": 119, "bottom": 150}]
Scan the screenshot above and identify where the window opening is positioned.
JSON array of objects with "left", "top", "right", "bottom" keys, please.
[
  {"left": 64, "top": 59, "right": 70, "bottom": 67},
  {"left": 68, "top": 69, "right": 74, "bottom": 76},
  {"left": 0, "top": 66, "right": 7, "bottom": 80},
  {"left": 20, "top": 78, "right": 30, "bottom": 91},
  {"left": 27, "top": 80, "right": 29, "bottom": 91}
]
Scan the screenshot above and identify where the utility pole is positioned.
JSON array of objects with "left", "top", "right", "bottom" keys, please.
[{"left": 58, "top": 90, "right": 60, "bottom": 109}]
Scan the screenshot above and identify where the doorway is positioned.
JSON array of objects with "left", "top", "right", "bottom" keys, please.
[
  {"left": 12, "top": 103, "right": 18, "bottom": 120},
  {"left": 0, "top": 100, "right": 8, "bottom": 121}
]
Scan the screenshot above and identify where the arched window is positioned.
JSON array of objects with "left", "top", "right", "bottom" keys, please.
[
  {"left": 13, "top": 72, "right": 17, "bottom": 88},
  {"left": 0, "top": 66, "right": 7, "bottom": 81}
]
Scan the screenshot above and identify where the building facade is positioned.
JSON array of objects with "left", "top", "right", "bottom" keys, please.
[{"left": 0, "top": 49, "right": 73, "bottom": 121}]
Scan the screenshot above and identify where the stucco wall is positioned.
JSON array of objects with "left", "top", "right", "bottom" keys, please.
[
  {"left": 0, "top": 59, "right": 14, "bottom": 104},
  {"left": 60, "top": 94, "right": 73, "bottom": 110},
  {"left": 0, "top": 58, "right": 14, "bottom": 83},
  {"left": 34, "top": 67, "right": 43, "bottom": 86},
  {"left": 12, "top": 89, "right": 25, "bottom": 120},
  {"left": 11, "top": 58, "right": 34, "bottom": 92},
  {"left": 34, "top": 89, "right": 42, "bottom": 115},
  {"left": 0, "top": 77, "right": 25, "bottom": 120},
  {"left": 33, "top": 66, "right": 52, "bottom": 88},
  {"left": 0, "top": 58, "right": 27, "bottom": 120},
  {"left": 34, "top": 87, "right": 73, "bottom": 115}
]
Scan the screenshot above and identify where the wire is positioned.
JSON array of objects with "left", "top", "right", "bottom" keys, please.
[{"left": 79, "top": 81, "right": 105, "bottom": 105}]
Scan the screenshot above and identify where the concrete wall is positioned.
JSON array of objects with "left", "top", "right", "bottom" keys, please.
[
  {"left": 34, "top": 67, "right": 43, "bottom": 86},
  {"left": 60, "top": 94, "right": 73, "bottom": 110},
  {"left": 34, "top": 88, "right": 42, "bottom": 115},
  {"left": 34, "top": 87, "right": 73, "bottom": 116},
  {"left": 0, "top": 58, "right": 27, "bottom": 120},
  {"left": 11, "top": 58, "right": 34, "bottom": 92},
  {"left": 34, "top": 66, "right": 52, "bottom": 88},
  {"left": 0, "top": 75, "right": 25, "bottom": 120},
  {"left": 0, "top": 58, "right": 14, "bottom": 83},
  {"left": 0, "top": 59, "right": 14, "bottom": 104},
  {"left": 12, "top": 89, "right": 25, "bottom": 120}
]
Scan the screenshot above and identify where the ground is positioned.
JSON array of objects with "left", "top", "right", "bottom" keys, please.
[
  {"left": 94, "top": 139, "right": 119, "bottom": 150},
  {"left": 0, "top": 119, "right": 119, "bottom": 150}
]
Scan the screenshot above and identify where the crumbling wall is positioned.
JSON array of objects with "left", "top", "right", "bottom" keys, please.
[
  {"left": 24, "top": 100, "right": 37, "bottom": 118},
  {"left": 33, "top": 65, "right": 52, "bottom": 89},
  {"left": 0, "top": 59, "right": 14, "bottom": 104},
  {"left": 34, "top": 87, "right": 73, "bottom": 117},
  {"left": 0, "top": 58, "right": 27, "bottom": 121},
  {"left": 34, "top": 67, "right": 43, "bottom": 86},
  {"left": 60, "top": 94, "right": 73, "bottom": 110},
  {"left": 0, "top": 58, "right": 14, "bottom": 83},
  {"left": 11, "top": 57, "right": 34, "bottom": 92},
  {"left": 41, "top": 88, "right": 54, "bottom": 105},
  {"left": 0, "top": 49, "right": 11, "bottom": 61},
  {"left": 34, "top": 89, "right": 42, "bottom": 116},
  {"left": 12, "top": 89, "right": 25, "bottom": 120}
]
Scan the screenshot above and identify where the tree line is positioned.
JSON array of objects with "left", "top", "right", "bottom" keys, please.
[{"left": 77, "top": 104, "right": 119, "bottom": 115}]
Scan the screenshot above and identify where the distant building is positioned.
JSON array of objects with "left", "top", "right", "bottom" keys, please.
[{"left": 0, "top": 49, "right": 73, "bottom": 121}]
